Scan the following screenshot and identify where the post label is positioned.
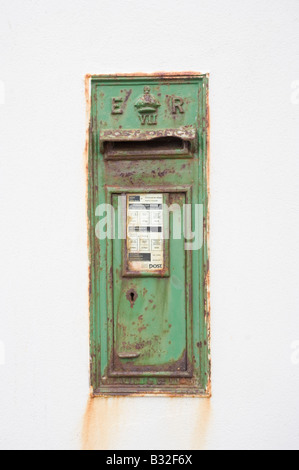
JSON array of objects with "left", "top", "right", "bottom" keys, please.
[{"left": 127, "top": 194, "right": 164, "bottom": 273}]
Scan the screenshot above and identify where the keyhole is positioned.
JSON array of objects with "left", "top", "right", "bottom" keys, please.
[{"left": 126, "top": 289, "right": 138, "bottom": 307}]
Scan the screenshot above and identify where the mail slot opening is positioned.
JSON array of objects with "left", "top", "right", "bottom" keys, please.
[{"left": 104, "top": 136, "right": 192, "bottom": 159}]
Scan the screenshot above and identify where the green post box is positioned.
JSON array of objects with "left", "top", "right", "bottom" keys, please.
[{"left": 88, "top": 73, "right": 210, "bottom": 396}]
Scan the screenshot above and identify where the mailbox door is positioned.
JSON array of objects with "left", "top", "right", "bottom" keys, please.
[
  {"left": 89, "top": 74, "right": 210, "bottom": 396},
  {"left": 112, "top": 192, "right": 191, "bottom": 376}
]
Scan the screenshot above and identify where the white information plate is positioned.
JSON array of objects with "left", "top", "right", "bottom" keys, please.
[{"left": 127, "top": 194, "right": 164, "bottom": 273}]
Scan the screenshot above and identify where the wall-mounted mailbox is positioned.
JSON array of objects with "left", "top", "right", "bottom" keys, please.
[{"left": 88, "top": 73, "right": 210, "bottom": 396}]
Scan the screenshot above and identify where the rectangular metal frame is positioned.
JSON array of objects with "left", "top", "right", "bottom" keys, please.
[{"left": 87, "top": 73, "right": 210, "bottom": 397}]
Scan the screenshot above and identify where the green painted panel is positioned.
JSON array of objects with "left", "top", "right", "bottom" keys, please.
[
  {"left": 88, "top": 74, "right": 210, "bottom": 396},
  {"left": 113, "top": 193, "right": 188, "bottom": 371}
]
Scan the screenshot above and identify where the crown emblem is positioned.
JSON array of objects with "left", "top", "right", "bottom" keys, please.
[{"left": 135, "top": 86, "right": 160, "bottom": 125}]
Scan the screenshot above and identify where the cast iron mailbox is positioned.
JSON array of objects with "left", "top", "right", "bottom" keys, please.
[{"left": 88, "top": 73, "right": 210, "bottom": 396}]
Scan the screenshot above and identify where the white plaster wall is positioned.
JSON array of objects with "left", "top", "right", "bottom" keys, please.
[{"left": 0, "top": 0, "right": 298, "bottom": 450}]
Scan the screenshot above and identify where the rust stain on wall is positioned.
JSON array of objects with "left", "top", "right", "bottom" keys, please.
[
  {"left": 82, "top": 397, "right": 124, "bottom": 450},
  {"left": 191, "top": 399, "right": 212, "bottom": 450},
  {"left": 82, "top": 397, "right": 212, "bottom": 450}
]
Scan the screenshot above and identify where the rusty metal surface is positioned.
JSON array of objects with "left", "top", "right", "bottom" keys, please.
[{"left": 87, "top": 73, "right": 210, "bottom": 397}]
